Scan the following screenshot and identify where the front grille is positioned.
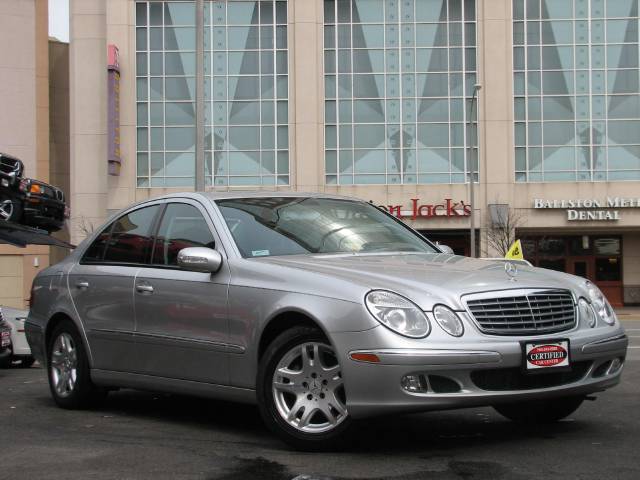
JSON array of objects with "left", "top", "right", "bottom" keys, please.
[
  {"left": 471, "top": 361, "right": 591, "bottom": 391},
  {"left": 465, "top": 289, "right": 576, "bottom": 335}
]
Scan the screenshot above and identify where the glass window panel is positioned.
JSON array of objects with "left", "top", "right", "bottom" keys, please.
[
  {"left": 165, "top": 77, "right": 195, "bottom": 100},
  {"left": 228, "top": 51, "right": 259, "bottom": 75},
  {"left": 230, "top": 126, "right": 260, "bottom": 149},
  {"left": 165, "top": 102, "right": 196, "bottom": 125},
  {"left": 228, "top": 26, "right": 259, "bottom": 49},
  {"left": 136, "top": 3, "right": 147, "bottom": 26},
  {"left": 606, "top": 19, "right": 638, "bottom": 43},
  {"left": 608, "top": 70, "right": 640, "bottom": 94},
  {"left": 149, "top": 2, "right": 162, "bottom": 25},
  {"left": 165, "top": 127, "right": 195, "bottom": 151},
  {"left": 165, "top": 52, "right": 195, "bottom": 75},
  {"left": 164, "top": 27, "right": 195, "bottom": 51},
  {"left": 227, "top": 2, "right": 259, "bottom": 25},
  {"left": 165, "top": 2, "right": 195, "bottom": 25},
  {"left": 150, "top": 127, "right": 164, "bottom": 150},
  {"left": 354, "top": 125, "right": 385, "bottom": 148}
]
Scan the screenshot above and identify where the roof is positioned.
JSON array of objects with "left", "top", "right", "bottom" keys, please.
[{"left": 161, "top": 191, "right": 361, "bottom": 202}]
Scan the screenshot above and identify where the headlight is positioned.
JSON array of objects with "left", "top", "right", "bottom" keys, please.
[
  {"left": 578, "top": 298, "right": 596, "bottom": 328},
  {"left": 433, "top": 305, "right": 464, "bottom": 337},
  {"left": 585, "top": 281, "right": 616, "bottom": 325},
  {"left": 365, "top": 290, "right": 430, "bottom": 338}
]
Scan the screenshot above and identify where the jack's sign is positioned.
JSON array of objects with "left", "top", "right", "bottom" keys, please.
[{"left": 375, "top": 198, "right": 471, "bottom": 220}]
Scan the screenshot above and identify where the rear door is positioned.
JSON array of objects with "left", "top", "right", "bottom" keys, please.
[
  {"left": 68, "top": 203, "right": 161, "bottom": 372},
  {"left": 134, "top": 200, "right": 231, "bottom": 384}
]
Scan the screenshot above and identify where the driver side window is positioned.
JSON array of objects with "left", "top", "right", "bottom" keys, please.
[{"left": 151, "top": 203, "right": 216, "bottom": 266}]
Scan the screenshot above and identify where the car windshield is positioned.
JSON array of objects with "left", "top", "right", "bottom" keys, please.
[{"left": 216, "top": 197, "right": 438, "bottom": 258}]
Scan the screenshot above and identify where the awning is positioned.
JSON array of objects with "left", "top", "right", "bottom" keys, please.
[{"left": 0, "top": 221, "right": 75, "bottom": 249}]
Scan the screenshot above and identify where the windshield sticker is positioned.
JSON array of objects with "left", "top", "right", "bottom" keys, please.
[{"left": 252, "top": 250, "right": 270, "bottom": 257}]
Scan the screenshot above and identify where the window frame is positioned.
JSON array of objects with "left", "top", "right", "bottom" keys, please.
[
  {"left": 79, "top": 201, "right": 165, "bottom": 267},
  {"left": 147, "top": 199, "right": 224, "bottom": 270}
]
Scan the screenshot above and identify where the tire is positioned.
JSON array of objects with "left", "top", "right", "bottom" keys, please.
[
  {"left": 493, "top": 396, "right": 585, "bottom": 424},
  {"left": 0, "top": 194, "right": 22, "bottom": 223},
  {"left": 257, "top": 326, "right": 352, "bottom": 451},
  {"left": 19, "top": 356, "right": 35, "bottom": 368},
  {"left": 47, "top": 320, "right": 106, "bottom": 409},
  {"left": 0, "top": 354, "right": 11, "bottom": 369}
]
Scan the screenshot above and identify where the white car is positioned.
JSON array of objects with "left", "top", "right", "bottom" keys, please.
[{"left": 0, "top": 306, "right": 34, "bottom": 368}]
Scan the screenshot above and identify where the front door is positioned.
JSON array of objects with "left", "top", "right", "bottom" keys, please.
[
  {"left": 134, "top": 201, "right": 230, "bottom": 385},
  {"left": 567, "top": 257, "right": 593, "bottom": 280},
  {"left": 567, "top": 256, "right": 623, "bottom": 307}
]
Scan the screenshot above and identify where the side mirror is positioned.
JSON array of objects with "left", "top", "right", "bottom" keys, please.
[
  {"left": 177, "top": 247, "right": 223, "bottom": 273},
  {"left": 437, "top": 244, "right": 454, "bottom": 255}
]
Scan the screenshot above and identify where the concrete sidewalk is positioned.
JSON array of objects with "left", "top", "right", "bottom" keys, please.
[{"left": 615, "top": 307, "right": 640, "bottom": 321}]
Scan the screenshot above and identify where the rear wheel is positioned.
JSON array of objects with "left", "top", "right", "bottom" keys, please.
[
  {"left": 47, "top": 320, "right": 105, "bottom": 409},
  {"left": 494, "top": 396, "right": 585, "bottom": 423},
  {"left": 257, "top": 326, "right": 351, "bottom": 450}
]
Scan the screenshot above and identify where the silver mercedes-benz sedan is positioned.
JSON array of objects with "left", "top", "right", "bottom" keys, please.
[{"left": 26, "top": 193, "right": 628, "bottom": 449}]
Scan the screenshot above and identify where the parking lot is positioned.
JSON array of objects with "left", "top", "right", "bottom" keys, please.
[{"left": 0, "top": 319, "right": 638, "bottom": 480}]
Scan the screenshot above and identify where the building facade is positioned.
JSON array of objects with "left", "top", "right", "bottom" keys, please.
[
  {"left": 59, "top": 0, "right": 640, "bottom": 307},
  {"left": 0, "top": 0, "right": 52, "bottom": 309}
]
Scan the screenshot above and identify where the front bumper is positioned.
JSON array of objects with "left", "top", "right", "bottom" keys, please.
[
  {"left": 333, "top": 323, "right": 628, "bottom": 419},
  {"left": 23, "top": 196, "right": 65, "bottom": 231}
]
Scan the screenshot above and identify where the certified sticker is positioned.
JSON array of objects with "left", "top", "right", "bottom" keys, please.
[{"left": 525, "top": 341, "right": 570, "bottom": 370}]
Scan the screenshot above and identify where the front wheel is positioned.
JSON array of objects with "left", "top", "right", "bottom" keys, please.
[
  {"left": 493, "top": 396, "right": 585, "bottom": 423},
  {"left": 47, "top": 320, "right": 106, "bottom": 409},
  {"left": 257, "top": 326, "right": 352, "bottom": 450},
  {"left": 0, "top": 195, "right": 22, "bottom": 223}
]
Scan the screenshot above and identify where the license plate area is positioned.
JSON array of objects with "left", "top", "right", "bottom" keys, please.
[{"left": 522, "top": 339, "right": 571, "bottom": 373}]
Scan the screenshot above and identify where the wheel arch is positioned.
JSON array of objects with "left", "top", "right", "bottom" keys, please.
[
  {"left": 257, "top": 309, "right": 332, "bottom": 362},
  {"left": 44, "top": 311, "right": 92, "bottom": 365}
]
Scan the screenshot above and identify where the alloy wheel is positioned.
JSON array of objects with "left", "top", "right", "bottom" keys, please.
[
  {"left": 272, "top": 342, "right": 348, "bottom": 433},
  {"left": 0, "top": 199, "right": 13, "bottom": 221},
  {"left": 50, "top": 333, "right": 78, "bottom": 398}
]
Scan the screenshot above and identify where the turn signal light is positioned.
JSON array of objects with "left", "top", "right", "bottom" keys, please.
[
  {"left": 349, "top": 352, "right": 380, "bottom": 363},
  {"left": 30, "top": 184, "right": 42, "bottom": 194}
]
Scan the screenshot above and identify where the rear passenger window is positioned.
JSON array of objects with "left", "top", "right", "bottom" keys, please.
[
  {"left": 81, "top": 224, "right": 114, "bottom": 263},
  {"left": 152, "top": 203, "right": 216, "bottom": 266},
  {"left": 103, "top": 205, "right": 160, "bottom": 264}
]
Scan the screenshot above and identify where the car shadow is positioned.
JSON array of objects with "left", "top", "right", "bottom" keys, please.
[{"left": 34, "top": 387, "right": 593, "bottom": 455}]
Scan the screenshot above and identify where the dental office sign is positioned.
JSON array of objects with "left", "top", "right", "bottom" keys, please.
[{"left": 534, "top": 197, "right": 640, "bottom": 221}]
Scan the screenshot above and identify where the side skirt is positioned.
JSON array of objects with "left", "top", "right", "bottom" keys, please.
[{"left": 91, "top": 369, "right": 257, "bottom": 405}]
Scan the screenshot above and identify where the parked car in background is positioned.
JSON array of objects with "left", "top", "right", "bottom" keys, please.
[
  {"left": 26, "top": 193, "right": 629, "bottom": 450},
  {"left": 0, "top": 307, "right": 34, "bottom": 368},
  {"left": 0, "top": 311, "right": 12, "bottom": 368},
  {"left": 0, "top": 152, "right": 68, "bottom": 232}
]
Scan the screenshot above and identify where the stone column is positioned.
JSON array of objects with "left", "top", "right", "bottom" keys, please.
[
  {"left": 290, "top": 0, "right": 324, "bottom": 192},
  {"left": 69, "top": 0, "right": 108, "bottom": 244},
  {"left": 478, "top": 0, "right": 515, "bottom": 255}
]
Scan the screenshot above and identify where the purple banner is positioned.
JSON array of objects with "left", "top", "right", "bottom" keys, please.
[{"left": 108, "top": 45, "right": 121, "bottom": 176}]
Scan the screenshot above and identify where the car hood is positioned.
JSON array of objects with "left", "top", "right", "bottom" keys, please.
[{"left": 255, "top": 253, "right": 584, "bottom": 310}]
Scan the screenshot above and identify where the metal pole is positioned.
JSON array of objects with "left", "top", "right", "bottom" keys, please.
[
  {"left": 195, "top": 0, "right": 205, "bottom": 191},
  {"left": 468, "top": 84, "right": 481, "bottom": 258}
]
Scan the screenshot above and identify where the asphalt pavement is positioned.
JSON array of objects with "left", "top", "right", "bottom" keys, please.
[{"left": 0, "top": 320, "right": 638, "bottom": 480}]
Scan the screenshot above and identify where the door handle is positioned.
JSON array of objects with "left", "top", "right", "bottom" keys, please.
[
  {"left": 75, "top": 281, "right": 89, "bottom": 289},
  {"left": 136, "top": 284, "right": 154, "bottom": 294}
]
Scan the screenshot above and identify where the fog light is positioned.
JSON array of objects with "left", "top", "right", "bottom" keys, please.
[
  {"left": 608, "top": 357, "right": 624, "bottom": 375},
  {"left": 401, "top": 374, "right": 427, "bottom": 393}
]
